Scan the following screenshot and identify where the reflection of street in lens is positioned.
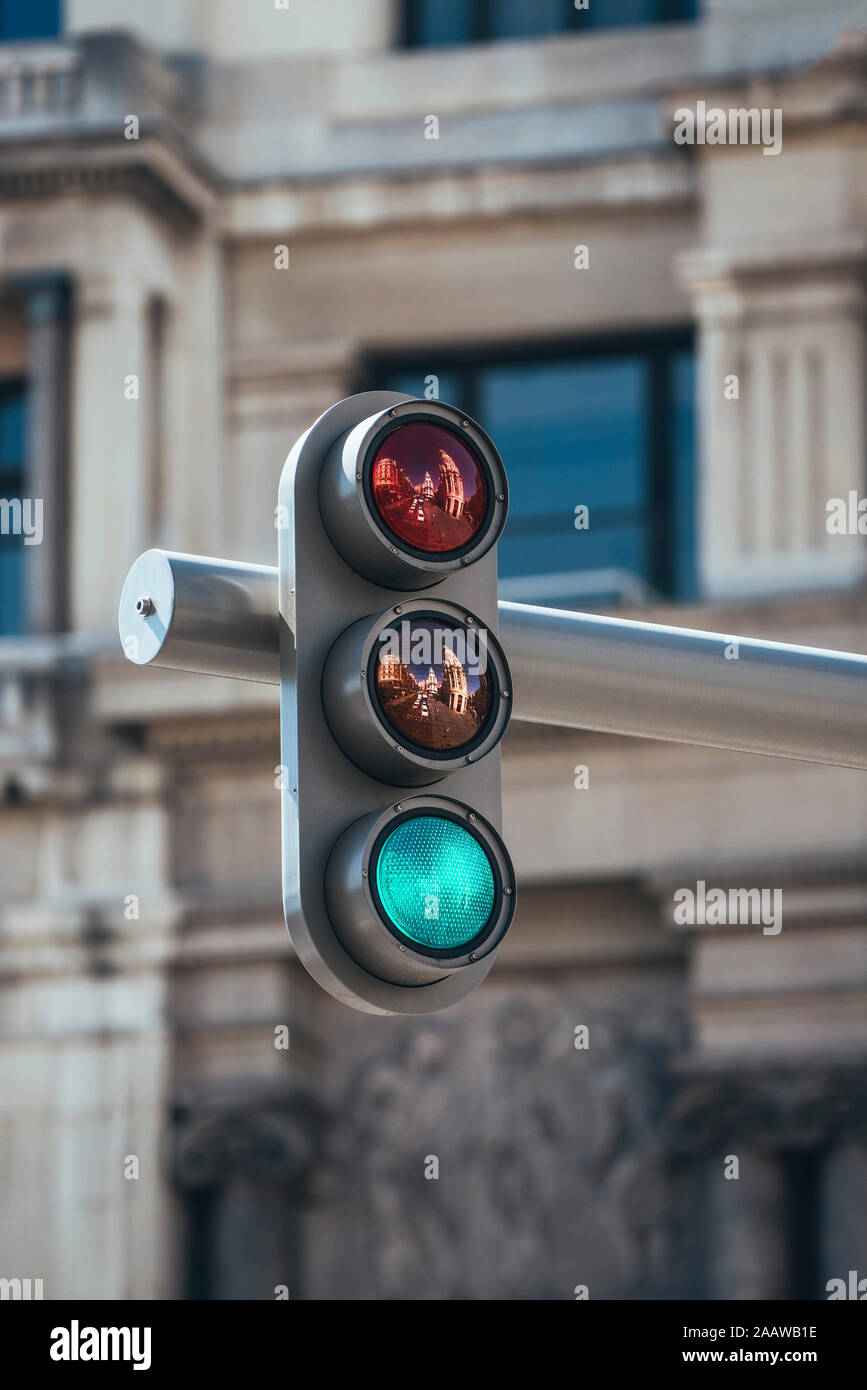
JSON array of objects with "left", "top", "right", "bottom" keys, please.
[
  {"left": 375, "top": 623, "right": 491, "bottom": 752},
  {"left": 370, "top": 421, "right": 488, "bottom": 554},
  {"left": 379, "top": 684, "right": 490, "bottom": 751}
]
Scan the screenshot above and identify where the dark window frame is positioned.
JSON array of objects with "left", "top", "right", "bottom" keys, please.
[{"left": 360, "top": 327, "right": 696, "bottom": 604}]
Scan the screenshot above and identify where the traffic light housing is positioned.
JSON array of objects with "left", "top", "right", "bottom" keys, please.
[{"left": 278, "top": 392, "right": 515, "bottom": 1014}]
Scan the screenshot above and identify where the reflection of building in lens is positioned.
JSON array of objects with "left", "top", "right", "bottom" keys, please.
[
  {"left": 378, "top": 650, "right": 418, "bottom": 701},
  {"left": 435, "top": 450, "right": 464, "bottom": 519},
  {"left": 374, "top": 623, "right": 492, "bottom": 753},
  {"left": 372, "top": 454, "right": 413, "bottom": 501},
  {"left": 440, "top": 645, "right": 468, "bottom": 713},
  {"left": 369, "top": 423, "right": 488, "bottom": 553}
]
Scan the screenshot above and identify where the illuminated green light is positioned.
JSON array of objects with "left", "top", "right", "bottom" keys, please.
[{"left": 375, "top": 815, "right": 495, "bottom": 950}]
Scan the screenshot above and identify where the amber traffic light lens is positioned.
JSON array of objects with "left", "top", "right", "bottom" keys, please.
[
  {"left": 369, "top": 422, "right": 489, "bottom": 554},
  {"left": 374, "top": 617, "right": 493, "bottom": 753}
]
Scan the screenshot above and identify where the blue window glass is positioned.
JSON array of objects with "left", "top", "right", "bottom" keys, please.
[
  {"left": 584, "top": 0, "right": 657, "bottom": 27},
  {"left": 404, "top": 0, "right": 696, "bottom": 46},
  {"left": 479, "top": 357, "right": 651, "bottom": 605},
  {"left": 670, "top": 348, "right": 696, "bottom": 599},
  {"left": 584, "top": 0, "right": 698, "bottom": 25},
  {"left": 0, "top": 382, "right": 28, "bottom": 636},
  {"left": 490, "top": 0, "right": 569, "bottom": 40},
  {"left": 0, "top": 390, "right": 24, "bottom": 464},
  {"left": 371, "top": 338, "right": 695, "bottom": 609},
  {"left": 0, "top": 0, "right": 61, "bottom": 41},
  {"left": 409, "top": 0, "right": 472, "bottom": 46}
]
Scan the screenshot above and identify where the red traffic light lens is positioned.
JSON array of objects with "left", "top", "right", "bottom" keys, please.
[
  {"left": 370, "top": 422, "right": 489, "bottom": 554},
  {"left": 374, "top": 617, "right": 493, "bottom": 754}
]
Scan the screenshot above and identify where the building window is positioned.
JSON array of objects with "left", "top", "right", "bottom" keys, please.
[
  {"left": 0, "top": 0, "right": 61, "bottom": 41},
  {"left": 368, "top": 335, "right": 695, "bottom": 609},
  {"left": 0, "top": 381, "right": 28, "bottom": 635},
  {"left": 402, "top": 0, "right": 697, "bottom": 47}
]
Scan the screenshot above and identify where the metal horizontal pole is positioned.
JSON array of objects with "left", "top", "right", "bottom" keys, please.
[
  {"left": 118, "top": 549, "right": 279, "bottom": 684},
  {"left": 118, "top": 551, "right": 867, "bottom": 770},
  {"left": 498, "top": 601, "right": 867, "bottom": 771}
]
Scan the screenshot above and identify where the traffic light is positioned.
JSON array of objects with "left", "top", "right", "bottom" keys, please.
[
  {"left": 279, "top": 391, "right": 516, "bottom": 1014},
  {"left": 118, "top": 394, "right": 867, "bottom": 1021}
]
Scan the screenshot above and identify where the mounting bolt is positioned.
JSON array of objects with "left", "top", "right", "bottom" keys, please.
[
  {"left": 461, "top": 556, "right": 471, "bottom": 565},
  {"left": 504, "top": 886, "right": 513, "bottom": 896},
  {"left": 460, "top": 418, "right": 470, "bottom": 428},
  {"left": 392, "top": 546, "right": 400, "bottom": 554},
  {"left": 356, "top": 472, "right": 362, "bottom": 481},
  {"left": 394, "top": 605, "right": 403, "bottom": 614},
  {"left": 362, "top": 869, "right": 368, "bottom": 878},
  {"left": 395, "top": 803, "right": 404, "bottom": 812},
  {"left": 501, "top": 690, "right": 510, "bottom": 699},
  {"left": 496, "top": 493, "right": 505, "bottom": 503},
  {"left": 467, "top": 811, "right": 477, "bottom": 822},
  {"left": 135, "top": 596, "right": 154, "bottom": 617},
  {"left": 390, "top": 408, "right": 399, "bottom": 417},
  {"left": 465, "top": 615, "right": 474, "bottom": 624},
  {"left": 467, "top": 754, "right": 475, "bottom": 763}
]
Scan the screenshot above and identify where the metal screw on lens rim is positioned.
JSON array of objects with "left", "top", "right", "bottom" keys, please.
[
  {"left": 467, "top": 811, "right": 476, "bottom": 822},
  {"left": 465, "top": 615, "right": 474, "bottom": 624},
  {"left": 394, "top": 605, "right": 402, "bottom": 614},
  {"left": 501, "top": 690, "right": 510, "bottom": 699},
  {"left": 460, "top": 418, "right": 470, "bottom": 428},
  {"left": 467, "top": 754, "right": 475, "bottom": 763},
  {"left": 135, "top": 596, "right": 154, "bottom": 617},
  {"left": 394, "top": 803, "right": 404, "bottom": 812},
  {"left": 395, "top": 745, "right": 404, "bottom": 754},
  {"left": 356, "top": 472, "right": 362, "bottom": 481},
  {"left": 461, "top": 556, "right": 471, "bottom": 565},
  {"left": 362, "top": 869, "right": 368, "bottom": 878},
  {"left": 470, "top": 953, "right": 477, "bottom": 961},
  {"left": 504, "top": 886, "right": 513, "bottom": 896},
  {"left": 389, "top": 408, "right": 399, "bottom": 417},
  {"left": 392, "top": 547, "right": 400, "bottom": 555},
  {"left": 399, "top": 944, "right": 406, "bottom": 952}
]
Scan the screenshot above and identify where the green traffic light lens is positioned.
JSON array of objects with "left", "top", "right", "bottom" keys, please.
[{"left": 374, "top": 814, "right": 496, "bottom": 951}]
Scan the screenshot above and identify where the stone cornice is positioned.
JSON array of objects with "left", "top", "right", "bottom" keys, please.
[
  {"left": 679, "top": 230, "right": 867, "bottom": 297},
  {"left": 668, "top": 1054, "right": 867, "bottom": 1152},
  {"left": 661, "top": 45, "right": 867, "bottom": 132},
  {"left": 221, "top": 153, "right": 696, "bottom": 240},
  {"left": 0, "top": 132, "right": 216, "bottom": 234},
  {"left": 169, "top": 1090, "right": 329, "bottom": 1192}
]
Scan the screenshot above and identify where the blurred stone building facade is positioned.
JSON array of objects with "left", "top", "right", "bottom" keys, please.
[{"left": 0, "top": 0, "right": 866, "bottom": 1300}]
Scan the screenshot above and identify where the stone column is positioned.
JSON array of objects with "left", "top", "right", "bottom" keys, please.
[
  {"left": 681, "top": 237, "right": 867, "bottom": 601},
  {"left": 70, "top": 271, "right": 151, "bottom": 632},
  {"left": 171, "top": 1095, "right": 325, "bottom": 1299},
  {"left": 223, "top": 340, "right": 355, "bottom": 564},
  {"left": 705, "top": 1150, "right": 789, "bottom": 1299},
  {"left": 820, "top": 1141, "right": 867, "bottom": 1295},
  {"left": 16, "top": 274, "right": 70, "bottom": 634}
]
